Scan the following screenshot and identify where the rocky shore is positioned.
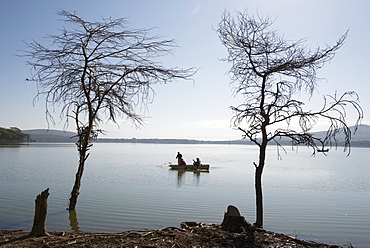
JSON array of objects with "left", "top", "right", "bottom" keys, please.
[{"left": 0, "top": 222, "right": 343, "bottom": 248}]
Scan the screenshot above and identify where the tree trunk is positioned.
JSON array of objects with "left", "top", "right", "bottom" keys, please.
[
  {"left": 68, "top": 123, "right": 92, "bottom": 211},
  {"left": 254, "top": 165, "right": 263, "bottom": 228},
  {"left": 68, "top": 175, "right": 81, "bottom": 211},
  {"left": 255, "top": 133, "right": 267, "bottom": 228},
  {"left": 68, "top": 156, "right": 86, "bottom": 210},
  {"left": 29, "top": 188, "right": 50, "bottom": 237}
]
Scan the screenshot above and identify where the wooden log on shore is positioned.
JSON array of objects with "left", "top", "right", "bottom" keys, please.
[{"left": 29, "top": 188, "right": 50, "bottom": 237}]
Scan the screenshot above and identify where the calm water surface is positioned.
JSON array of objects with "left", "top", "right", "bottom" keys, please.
[{"left": 0, "top": 143, "right": 369, "bottom": 247}]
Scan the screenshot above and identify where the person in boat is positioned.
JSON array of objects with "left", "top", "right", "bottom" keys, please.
[
  {"left": 176, "top": 152, "right": 183, "bottom": 164},
  {"left": 193, "top": 157, "right": 201, "bottom": 169},
  {"left": 193, "top": 158, "right": 201, "bottom": 166},
  {"left": 179, "top": 158, "right": 186, "bottom": 166}
]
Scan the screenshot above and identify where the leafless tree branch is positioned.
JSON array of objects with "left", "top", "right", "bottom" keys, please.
[
  {"left": 217, "top": 10, "right": 363, "bottom": 228},
  {"left": 20, "top": 10, "right": 196, "bottom": 210}
]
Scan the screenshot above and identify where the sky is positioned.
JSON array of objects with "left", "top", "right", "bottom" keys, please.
[{"left": 1, "top": 0, "right": 369, "bottom": 140}]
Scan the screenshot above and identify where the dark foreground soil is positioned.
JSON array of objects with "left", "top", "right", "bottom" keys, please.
[{"left": 0, "top": 222, "right": 343, "bottom": 248}]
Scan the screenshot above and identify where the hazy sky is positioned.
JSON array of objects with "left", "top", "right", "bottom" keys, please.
[{"left": 1, "top": 0, "right": 369, "bottom": 140}]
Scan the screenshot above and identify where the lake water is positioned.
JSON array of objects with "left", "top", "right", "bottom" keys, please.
[{"left": 0, "top": 143, "right": 369, "bottom": 247}]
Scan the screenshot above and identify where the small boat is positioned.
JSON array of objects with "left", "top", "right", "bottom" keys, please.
[
  {"left": 169, "top": 164, "right": 210, "bottom": 171},
  {"left": 317, "top": 148, "right": 329, "bottom": 152}
]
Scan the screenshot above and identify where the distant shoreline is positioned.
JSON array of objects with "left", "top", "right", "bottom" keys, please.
[
  {"left": 97, "top": 137, "right": 247, "bottom": 145},
  {"left": 2, "top": 138, "right": 370, "bottom": 148},
  {"left": 97, "top": 138, "right": 370, "bottom": 148},
  {"left": 18, "top": 125, "right": 370, "bottom": 147}
]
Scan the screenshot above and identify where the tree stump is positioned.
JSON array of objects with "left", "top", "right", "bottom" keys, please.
[
  {"left": 221, "top": 205, "right": 253, "bottom": 232},
  {"left": 29, "top": 188, "right": 50, "bottom": 237}
]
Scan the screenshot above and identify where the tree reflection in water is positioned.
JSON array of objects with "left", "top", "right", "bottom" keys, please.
[{"left": 68, "top": 209, "right": 80, "bottom": 232}]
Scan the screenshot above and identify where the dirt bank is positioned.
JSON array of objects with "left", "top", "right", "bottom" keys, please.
[{"left": 0, "top": 222, "right": 342, "bottom": 248}]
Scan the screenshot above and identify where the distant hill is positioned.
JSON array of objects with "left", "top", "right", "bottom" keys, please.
[
  {"left": 99, "top": 124, "right": 370, "bottom": 147},
  {"left": 266, "top": 124, "right": 370, "bottom": 147},
  {"left": 311, "top": 124, "right": 370, "bottom": 141},
  {"left": 22, "top": 124, "right": 370, "bottom": 146},
  {"left": 97, "top": 137, "right": 246, "bottom": 145},
  {"left": 23, "top": 129, "right": 77, "bottom": 142},
  {"left": 307, "top": 124, "right": 370, "bottom": 147},
  {"left": 351, "top": 124, "right": 370, "bottom": 140}
]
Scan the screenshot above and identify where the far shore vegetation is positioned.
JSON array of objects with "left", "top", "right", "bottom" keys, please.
[
  {"left": 2, "top": 126, "right": 370, "bottom": 147},
  {"left": 0, "top": 127, "right": 31, "bottom": 144}
]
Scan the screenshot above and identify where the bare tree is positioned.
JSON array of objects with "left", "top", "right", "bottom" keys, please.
[
  {"left": 22, "top": 11, "right": 195, "bottom": 211},
  {"left": 217, "top": 11, "right": 363, "bottom": 228}
]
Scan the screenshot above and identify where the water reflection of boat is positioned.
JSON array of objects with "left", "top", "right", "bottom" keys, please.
[
  {"left": 169, "top": 164, "right": 210, "bottom": 171},
  {"left": 317, "top": 149, "right": 329, "bottom": 152}
]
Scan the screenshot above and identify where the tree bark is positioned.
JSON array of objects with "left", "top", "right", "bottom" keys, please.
[
  {"left": 68, "top": 124, "right": 91, "bottom": 211},
  {"left": 254, "top": 164, "right": 264, "bottom": 228},
  {"left": 68, "top": 175, "right": 81, "bottom": 211},
  {"left": 29, "top": 188, "right": 50, "bottom": 237},
  {"left": 68, "top": 156, "right": 86, "bottom": 210},
  {"left": 221, "top": 205, "right": 253, "bottom": 232}
]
